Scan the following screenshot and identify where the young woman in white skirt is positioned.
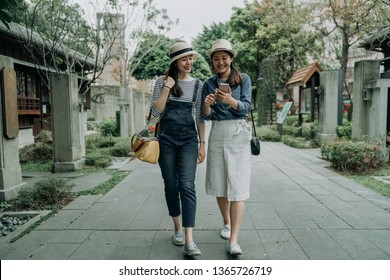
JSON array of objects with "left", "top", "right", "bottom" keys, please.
[{"left": 202, "top": 39, "right": 252, "bottom": 256}]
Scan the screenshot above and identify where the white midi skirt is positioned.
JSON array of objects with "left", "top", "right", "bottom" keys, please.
[{"left": 205, "top": 119, "right": 252, "bottom": 201}]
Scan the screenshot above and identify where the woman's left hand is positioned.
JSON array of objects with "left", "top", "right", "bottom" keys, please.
[{"left": 198, "top": 145, "right": 205, "bottom": 164}]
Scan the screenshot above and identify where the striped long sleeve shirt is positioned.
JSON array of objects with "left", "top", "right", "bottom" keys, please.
[{"left": 150, "top": 76, "right": 204, "bottom": 125}]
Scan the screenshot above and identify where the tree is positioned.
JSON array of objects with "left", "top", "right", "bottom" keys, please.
[
  {"left": 132, "top": 33, "right": 211, "bottom": 81},
  {"left": 12, "top": 0, "right": 177, "bottom": 92},
  {"left": 311, "top": 0, "right": 390, "bottom": 120},
  {"left": 228, "top": 0, "right": 320, "bottom": 124},
  {"left": 0, "top": 0, "right": 16, "bottom": 28},
  {"left": 192, "top": 22, "right": 230, "bottom": 65}
]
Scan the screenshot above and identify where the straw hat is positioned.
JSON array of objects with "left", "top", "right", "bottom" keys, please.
[
  {"left": 206, "top": 39, "right": 237, "bottom": 58},
  {"left": 169, "top": 41, "right": 198, "bottom": 64}
]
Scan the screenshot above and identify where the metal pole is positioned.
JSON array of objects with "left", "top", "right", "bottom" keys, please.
[{"left": 269, "top": 67, "right": 273, "bottom": 124}]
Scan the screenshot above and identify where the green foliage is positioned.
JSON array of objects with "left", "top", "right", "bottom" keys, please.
[
  {"left": 21, "top": 160, "right": 52, "bottom": 172},
  {"left": 99, "top": 118, "right": 120, "bottom": 137},
  {"left": 192, "top": 22, "right": 230, "bottom": 65},
  {"left": 302, "top": 121, "right": 318, "bottom": 141},
  {"left": 258, "top": 126, "right": 282, "bottom": 142},
  {"left": 27, "top": 0, "right": 95, "bottom": 57},
  {"left": 282, "top": 135, "right": 319, "bottom": 149},
  {"left": 109, "top": 139, "right": 132, "bottom": 157},
  {"left": 13, "top": 178, "right": 75, "bottom": 210},
  {"left": 321, "top": 140, "right": 387, "bottom": 173},
  {"left": 132, "top": 33, "right": 173, "bottom": 80},
  {"left": 86, "top": 135, "right": 116, "bottom": 149},
  {"left": 336, "top": 121, "right": 352, "bottom": 140},
  {"left": 85, "top": 153, "right": 113, "bottom": 168},
  {"left": 132, "top": 33, "right": 211, "bottom": 81},
  {"left": 285, "top": 115, "right": 299, "bottom": 126},
  {"left": 19, "top": 143, "right": 53, "bottom": 163},
  {"left": 0, "top": 0, "right": 26, "bottom": 28},
  {"left": 282, "top": 125, "right": 299, "bottom": 137}
]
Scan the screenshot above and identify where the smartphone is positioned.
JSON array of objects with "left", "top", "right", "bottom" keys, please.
[{"left": 218, "top": 83, "right": 230, "bottom": 92}]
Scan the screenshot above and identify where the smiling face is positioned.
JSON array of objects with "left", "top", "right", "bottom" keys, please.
[
  {"left": 176, "top": 54, "right": 194, "bottom": 75},
  {"left": 211, "top": 50, "right": 233, "bottom": 78}
]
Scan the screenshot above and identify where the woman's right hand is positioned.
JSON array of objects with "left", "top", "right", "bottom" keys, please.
[{"left": 164, "top": 76, "right": 175, "bottom": 89}]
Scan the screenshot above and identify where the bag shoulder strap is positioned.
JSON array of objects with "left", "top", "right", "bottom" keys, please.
[{"left": 250, "top": 109, "right": 257, "bottom": 137}]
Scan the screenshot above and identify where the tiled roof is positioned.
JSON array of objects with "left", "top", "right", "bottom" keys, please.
[{"left": 286, "top": 62, "right": 323, "bottom": 89}]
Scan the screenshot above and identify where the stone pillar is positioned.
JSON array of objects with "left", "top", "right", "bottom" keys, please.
[
  {"left": 0, "top": 55, "right": 27, "bottom": 201},
  {"left": 119, "top": 87, "right": 129, "bottom": 137},
  {"left": 317, "top": 70, "right": 341, "bottom": 144},
  {"left": 127, "top": 87, "right": 135, "bottom": 137},
  {"left": 50, "top": 73, "right": 85, "bottom": 172},
  {"left": 133, "top": 90, "right": 146, "bottom": 133},
  {"left": 352, "top": 60, "right": 381, "bottom": 139}
]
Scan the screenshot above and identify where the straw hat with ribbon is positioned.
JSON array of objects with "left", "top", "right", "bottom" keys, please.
[{"left": 169, "top": 42, "right": 198, "bottom": 64}]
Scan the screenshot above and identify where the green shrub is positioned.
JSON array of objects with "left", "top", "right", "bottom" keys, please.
[
  {"left": 302, "top": 121, "right": 318, "bottom": 141},
  {"left": 85, "top": 135, "right": 116, "bottom": 149},
  {"left": 258, "top": 126, "right": 282, "bottom": 142},
  {"left": 109, "top": 139, "right": 132, "bottom": 157},
  {"left": 282, "top": 125, "right": 299, "bottom": 137},
  {"left": 321, "top": 140, "right": 386, "bottom": 173},
  {"left": 282, "top": 135, "right": 318, "bottom": 148},
  {"left": 14, "top": 178, "right": 75, "bottom": 210},
  {"left": 99, "top": 118, "right": 119, "bottom": 137},
  {"left": 85, "top": 153, "right": 113, "bottom": 168},
  {"left": 19, "top": 143, "right": 53, "bottom": 163},
  {"left": 284, "top": 115, "right": 299, "bottom": 126},
  {"left": 336, "top": 121, "right": 352, "bottom": 140}
]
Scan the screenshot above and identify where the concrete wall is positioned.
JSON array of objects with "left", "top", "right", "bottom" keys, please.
[
  {"left": 352, "top": 60, "right": 381, "bottom": 140},
  {"left": 89, "top": 86, "right": 120, "bottom": 121},
  {"left": 18, "top": 128, "right": 34, "bottom": 148},
  {"left": 0, "top": 55, "right": 27, "bottom": 200}
]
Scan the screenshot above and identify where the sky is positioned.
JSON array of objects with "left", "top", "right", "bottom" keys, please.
[
  {"left": 72, "top": 0, "right": 246, "bottom": 44},
  {"left": 153, "top": 0, "right": 246, "bottom": 43}
]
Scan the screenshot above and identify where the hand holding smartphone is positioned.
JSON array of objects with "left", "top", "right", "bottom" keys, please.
[{"left": 218, "top": 82, "right": 230, "bottom": 92}]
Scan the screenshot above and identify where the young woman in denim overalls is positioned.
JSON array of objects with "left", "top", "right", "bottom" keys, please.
[
  {"left": 151, "top": 42, "right": 205, "bottom": 256},
  {"left": 202, "top": 39, "right": 252, "bottom": 256}
]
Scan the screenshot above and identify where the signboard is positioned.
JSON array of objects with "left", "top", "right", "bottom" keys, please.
[
  {"left": 276, "top": 102, "right": 293, "bottom": 125},
  {"left": 1, "top": 66, "right": 19, "bottom": 139}
]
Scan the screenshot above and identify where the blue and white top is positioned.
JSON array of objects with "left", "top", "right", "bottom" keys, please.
[{"left": 201, "top": 73, "right": 252, "bottom": 121}]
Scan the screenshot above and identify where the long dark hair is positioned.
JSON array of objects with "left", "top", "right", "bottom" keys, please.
[
  {"left": 211, "top": 51, "right": 243, "bottom": 87},
  {"left": 164, "top": 63, "right": 183, "bottom": 98}
]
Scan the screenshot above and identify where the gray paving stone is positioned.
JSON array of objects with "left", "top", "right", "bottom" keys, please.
[
  {"left": 247, "top": 202, "right": 287, "bottom": 230},
  {"left": 70, "top": 171, "right": 112, "bottom": 192},
  {"left": 109, "top": 231, "right": 156, "bottom": 260},
  {"left": 258, "top": 229, "right": 308, "bottom": 259},
  {"left": 36, "top": 210, "right": 84, "bottom": 230},
  {"left": 48, "top": 230, "right": 92, "bottom": 243},
  {"left": 326, "top": 229, "right": 390, "bottom": 259},
  {"left": 360, "top": 229, "right": 390, "bottom": 255},
  {"left": 68, "top": 231, "right": 123, "bottom": 260},
  {"left": 66, "top": 202, "right": 118, "bottom": 230},
  {"left": 3, "top": 142, "right": 390, "bottom": 260},
  {"left": 290, "top": 228, "right": 351, "bottom": 259},
  {"left": 62, "top": 194, "right": 101, "bottom": 210},
  {"left": 30, "top": 243, "right": 80, "bottom": 260}
]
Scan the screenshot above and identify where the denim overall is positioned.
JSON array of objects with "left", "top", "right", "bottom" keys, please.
[{"left": 158, "top": 80, "right": 199, "bottom": 227}]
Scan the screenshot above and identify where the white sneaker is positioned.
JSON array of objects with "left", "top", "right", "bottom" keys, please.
[
  {"left": 172, "top": 231, "right": 185, "bottom": 246},
  {"left": 220, "top": 224, "right": 231, "bottom": 239},
  {"left": 228, "top": 242, "right": 242, "bottom": 255},
  {"left": 184, "top": 241, "right": 201, "bottom": 256}
]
